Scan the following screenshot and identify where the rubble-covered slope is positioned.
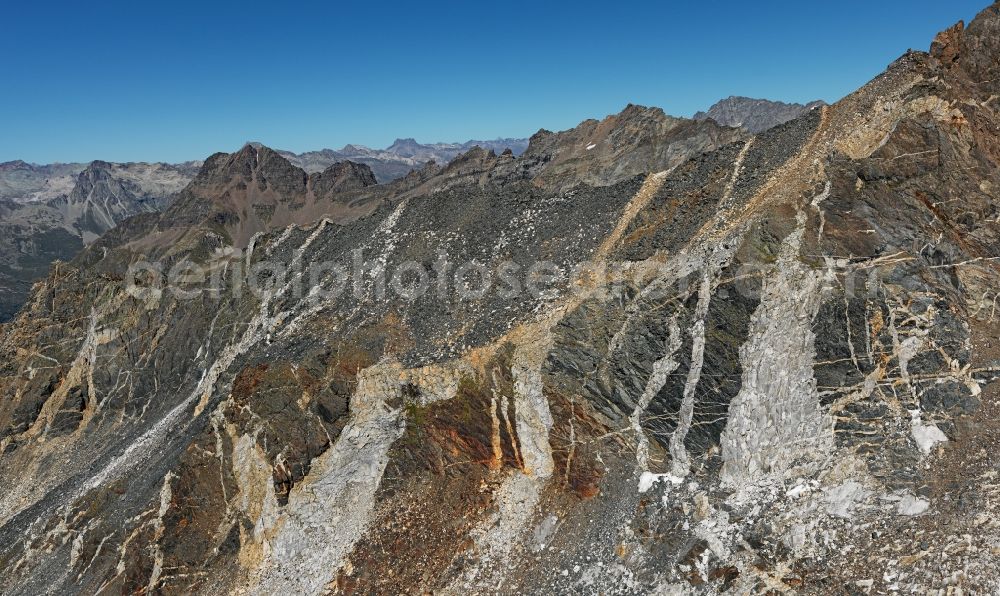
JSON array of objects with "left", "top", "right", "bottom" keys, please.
[{"left": 1, "top": 4, "right": 1000, "bottom": 594}]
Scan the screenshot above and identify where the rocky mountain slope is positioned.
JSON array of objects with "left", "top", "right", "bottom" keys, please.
[
  {"left": 1, "top": 3, "right": 1000, "bottom": 594},
  {"left": 0, "top": 137, "right": 531, "bottom": 322},
  {"left": 695, "top": 96, "right": 826, "bottom": 134},
  {"left": 0, "top": 137, "right": 525, "bottom": 322},
  {"left": 0, "top": 161, "right": 200, "bottom": 322},
  {"left": 275, "top": 137, "right": 530, "bottom": 182}
]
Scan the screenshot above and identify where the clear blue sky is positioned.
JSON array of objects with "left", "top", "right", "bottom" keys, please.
[{"left": 1, "top": 0, "right": 989, "bottom": 164}]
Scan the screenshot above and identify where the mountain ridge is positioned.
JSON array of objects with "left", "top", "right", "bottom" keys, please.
[
  {"left": 0, "top": 108, "right": 739, "bottom": 322},
  {"left": 270, "top": 137, "right": 531, "bottom": 182},
  {"left": 1, "top": 97, "right": 813, "bottom": 198}
]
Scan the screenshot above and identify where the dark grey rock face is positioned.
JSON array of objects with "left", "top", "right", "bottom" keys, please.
[
  {"left": 695, "top": 95, "right": 827, "bottom": 134},
  {"left": 2, "top": 4, "right": 1000, "bottom": 594}
]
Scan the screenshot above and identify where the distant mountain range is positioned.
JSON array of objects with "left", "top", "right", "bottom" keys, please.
[
  {"left": 1, "top": 102, "right": 818, "bottom": 207},
  {"left": 272, "top": 138, "right": 530, "bottom": 182},
  {"left": 0, "top": 139, "right": 530, "bottom": 207},
  {"left": 0, "top": 161, "right": 89, "bottom": 203},
  {"left": 0, "top": 159, "right": 202, "bottom": 205},
  {"left": 0, "top": 138, "right": 532, "bottom": 320},
  {"left": 0, "top": 99, "right": 819, "bottom": 321}
]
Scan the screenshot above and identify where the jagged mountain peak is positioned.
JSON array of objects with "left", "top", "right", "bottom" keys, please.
[
  {"left": 69, "top": 161, "right": 136, "bottom": 200},
  {"left": 234, "top": 141, "right": 281, "bottom": 164},
  {"left": 378, "top": 103, "right": 745, "bottom": 198},
  {"left": 388, "top": 137, "right": 419, "bottom": 146},
  {"left": 450, "top": 144, "right": 496, "bottom": 162},
  {"left": 506, "top": 102, "right": 744, "bottom": 190},
  {"left": 182, "top": 144, "right": 301, "bottom": 196},
  {"left": 83, "top": 159, "right": 113, "bottom": 170},
  {"left": 311, "top": 160, "right": 378, "bottom": 194},
  {"left": 618, "top": 102, "right": 670, "bottom": 121},
  {"left": 42, "top": 158, "right": 169, "bottom": 244},
  {"left": 935, "top": 2, "right": 1000, "bottom": 91},
  {"left": 68, "top": 160, "right": 127, "bottom": 194},
  {"left": 388, "top": 137, "right": 446, "bottom": 159},
  {"left": 192, "top": 143, "right": 307, "bottom": 195},
  {"left": 694, "top": 96, "right": 826, "bottom": 134},
  {"left": 339, "top": 143, "right": 370, "bottom": 153},
  {"left": 236, "top": 141, "right": 293, "bottom": 164},
  {"left": 147, "top": 146, "right": 385, "bottom": 253},
  {"left": 380, "top": 103, "right": 747, "bottom": 196},
  {"left": 0, "top": 157, "right": 200, "bottom": 320}
]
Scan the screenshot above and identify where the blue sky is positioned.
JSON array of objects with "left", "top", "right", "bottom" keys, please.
[{"left": 0, "top": 0, "right": 989, "bottom": 164}]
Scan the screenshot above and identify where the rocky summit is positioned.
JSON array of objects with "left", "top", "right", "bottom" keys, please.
[
  {"left": 694, "top": 96, "right": 827, "bottom": 134},
  {"left": 1, "top": 3, "right": 1000, "bottom": 595}
]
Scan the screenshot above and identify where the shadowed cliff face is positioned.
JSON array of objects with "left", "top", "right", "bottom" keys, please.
[{"left": 2, "top": 5, "right": 1000, "bottom": 594}]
